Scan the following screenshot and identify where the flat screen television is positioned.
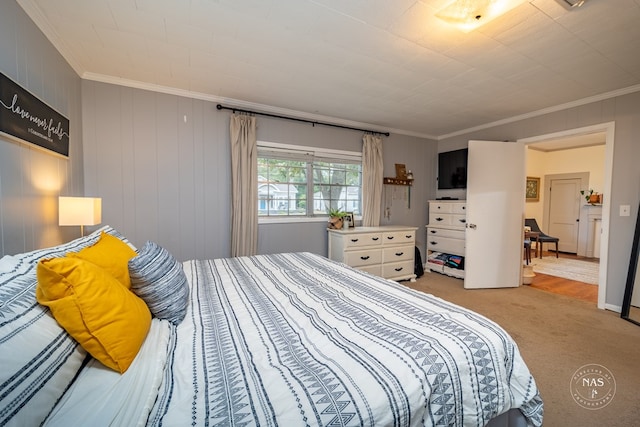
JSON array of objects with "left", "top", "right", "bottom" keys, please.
[{"left": 437, "top": 148, "right": 468, "bottom": 189}]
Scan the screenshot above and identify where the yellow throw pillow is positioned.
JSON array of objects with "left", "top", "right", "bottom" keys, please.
[
  {"left": 67, "top": 232, "right": 137, "bottom": 288},
  {"left": 36, "top": 257, "right": 151, "bottom": 374}
]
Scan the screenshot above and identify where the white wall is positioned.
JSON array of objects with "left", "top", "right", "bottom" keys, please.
[
  {"left": 525, "top": 144, "right": 606, "bottom": 221},
  {"left": 0, "top": 1, "right": 84, "bottom": 256}
]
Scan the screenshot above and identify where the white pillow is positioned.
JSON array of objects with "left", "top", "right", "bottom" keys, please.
[{"left": 0, "top": 264, "right": 87, "bottom": 426}]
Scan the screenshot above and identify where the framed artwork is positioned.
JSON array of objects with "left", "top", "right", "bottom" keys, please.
[
  {"left": 526, "top": 177, "right": 540, "bottom": 202},
  {"left": 344, "top": 212, "right": 355, "bottom": 228},
  {"left": 0, "top": 72, "right": 69, "bottom": 157}
]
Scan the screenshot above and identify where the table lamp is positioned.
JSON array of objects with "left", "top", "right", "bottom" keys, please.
[{"left": 58, "top": 197, "right": 102, "bottom": 236}]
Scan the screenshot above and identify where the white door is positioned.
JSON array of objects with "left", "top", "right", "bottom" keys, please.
[
  {"left": 548, "top": 178, "right": 581, "bottom": 253},
  {"left": 465, "top": 140, "right": 525, "bottom": 289}
]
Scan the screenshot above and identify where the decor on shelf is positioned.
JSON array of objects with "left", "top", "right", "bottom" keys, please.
[
  {"left": 58, "top": 196, "right": 102, "bottom": 236},
  {"left": 525, "top": 177, "right": 540, "bottom": 202},
  {"left": 395, "top": 163, "right": 407, "bottom": 179},
  {"left": 384, "top": 163, "right": 414, "bottom": 186},
  {"left": 581, "top": 189, "right": 601, "bottom": 205},
  {"left": 328, "top": 208, "right": 347, "bottom": 230}
]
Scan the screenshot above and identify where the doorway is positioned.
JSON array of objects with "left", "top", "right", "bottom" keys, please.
[{"left": 520, "top": 122, "right": 614, "bottom": 310}]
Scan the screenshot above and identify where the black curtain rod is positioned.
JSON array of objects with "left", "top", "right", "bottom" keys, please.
[{"left": 216, "top": 104, "right": 389, "bottom": 137}]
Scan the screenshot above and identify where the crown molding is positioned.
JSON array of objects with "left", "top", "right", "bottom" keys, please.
[
  {"left": 437, "top": 84, "right": 640, "bottom": 140},
  {"left": 82, "top": 72, "right": 438, "bottom": 140}
]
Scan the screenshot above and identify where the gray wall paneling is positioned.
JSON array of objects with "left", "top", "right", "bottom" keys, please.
[
  {"left": 82, "top": 81, "right": 234, "bottom": 260},
  {"left": 0, "top": 0, "right": 84, "bottom": 256},
  {"left": 81, "top": 80, "right": 437, "bottom": 261}
]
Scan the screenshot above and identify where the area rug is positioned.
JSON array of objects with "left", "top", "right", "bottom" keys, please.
[{"left": 531, "top": 257, "right": 599, "bottom": 284}]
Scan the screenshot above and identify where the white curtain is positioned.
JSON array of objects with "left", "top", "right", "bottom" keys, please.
[
  {"left": 361, "top": 134, "right": 384, "bottom": 227},
  {"left": 230, "top": 113, "right": 258, "bottom": 257}
]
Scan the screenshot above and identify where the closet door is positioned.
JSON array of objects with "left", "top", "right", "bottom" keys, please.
[{"left": 464, "top": 140, "right": 525, "bottom": 289}]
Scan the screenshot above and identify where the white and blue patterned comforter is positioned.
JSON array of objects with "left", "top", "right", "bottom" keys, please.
[{"left": 148, "top": 252, "right": 543, "bottom": 427}]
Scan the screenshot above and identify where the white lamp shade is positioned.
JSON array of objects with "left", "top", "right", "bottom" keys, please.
[{"left": 59, "top": 197, "right": 102, "bottom": 226}]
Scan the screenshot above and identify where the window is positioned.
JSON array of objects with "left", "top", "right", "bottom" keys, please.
[{"left": 258, "top": 142, "right": 362, "bottom": 219}]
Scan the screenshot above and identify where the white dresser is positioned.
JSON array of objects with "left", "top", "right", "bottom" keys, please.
[
  {"left": 426, "top": 200, "right": 466, "bottom": 278},
  {"left": 328, "top": 226, "right": 417, "bottom": 282}
]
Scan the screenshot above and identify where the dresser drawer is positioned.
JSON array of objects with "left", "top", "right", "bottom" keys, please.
[
  {"left": 382, "top": 230, "right": 415, "bottom": 245},
  {"left": 429, "top": 212, "right": 453, "bottom": 226},
  {"left": 451, "top": 203, "right": 466, "bottom": 215},
  {"left": 429, "top": 202, "right": 453, "bottom": 214},
  {"left": 427, "top": 227, "right": 465, "bottom": 240},
  {"left": 427, "top": 235, "right": 465, "bottom": 255},
  {"left": 344, "top": 248, "right": 382, "bottom": 267},
  {"left": 383, "top": 261, "right": 414, "bottom": 278},
  {"left": 382, "top": 245, "right": 413, "bottom": 263},
  {"left": 450, "top": 214, "right": 467, "bottom": 227},
  {"left": 343, "top": 233, "right": 383, "bottom": 248}
]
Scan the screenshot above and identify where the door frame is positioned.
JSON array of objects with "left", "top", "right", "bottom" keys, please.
[{"left": 519, "top": 122, "right": 614, "bottom": 310}]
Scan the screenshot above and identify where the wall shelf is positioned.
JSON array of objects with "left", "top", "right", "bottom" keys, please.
[{"left": 383, "top": 177, "right": 413, "bottom": 186}]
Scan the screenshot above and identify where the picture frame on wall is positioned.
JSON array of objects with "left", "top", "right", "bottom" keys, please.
[{"left": 526, "top": 177, "right": 540, "bottom": 202}]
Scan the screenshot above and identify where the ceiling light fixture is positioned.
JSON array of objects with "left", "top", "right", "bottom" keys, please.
[{"left": 435, "top": 0, "right": 527, "bottom": 33}]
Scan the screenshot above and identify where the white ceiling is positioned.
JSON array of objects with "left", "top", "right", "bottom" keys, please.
[{"left": 17, "top": 0, "right": 640, "bottom": 139}]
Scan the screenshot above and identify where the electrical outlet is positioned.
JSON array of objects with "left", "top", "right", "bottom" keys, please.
[{"left": 620, "top": 205, "right": 631, "bottom": 217}]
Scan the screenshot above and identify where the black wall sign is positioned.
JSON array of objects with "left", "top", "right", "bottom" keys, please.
[{"left": 0, "top": 72, "right": 69, "bottom": 157}]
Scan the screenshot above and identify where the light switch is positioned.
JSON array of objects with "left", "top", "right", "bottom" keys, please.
[{"left": 620, "top": 205, "right": 631, "bottom": 217}]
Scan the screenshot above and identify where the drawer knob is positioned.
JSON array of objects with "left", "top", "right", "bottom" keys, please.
[
  {"left": 459, "top": 219, "right": 466, "bottom": 224},
  {"left": 429, "top": 230, "right": 436, "bottom": 234},
  {"left": 371, "top": 237, "right": 379, "bottom": 241},
  {"left": 360, "top": 256, "right": 370, "bottom": 260},
  {"left": 395, "top": 267, "right": 403, "bottom": 271},
  {"left": 387, "top": 236, "right": 394, "bottom": 240},
  {"left": 351, "top": 238, "right": 359, "bottom": 242},
  {"left": 395, "top": 252, "right": 404, "bottom": 256},
  {"left": 435, "top": 217, "right": 443, "bottom": 221},
  {"left": 430, "top": 241, "right": 438, "bottom": 245}
]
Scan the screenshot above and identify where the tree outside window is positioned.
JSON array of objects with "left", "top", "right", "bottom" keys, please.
[{"left": 258, "top": 144, "right": 361, "bottom": 218}]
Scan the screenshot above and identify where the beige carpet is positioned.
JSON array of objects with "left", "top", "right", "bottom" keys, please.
[
  {"left": 531, "top": 257, "right": 599, "bottom": 285},
  {"left": 402, "top": 272, "right": 640, "bottom": 427}
]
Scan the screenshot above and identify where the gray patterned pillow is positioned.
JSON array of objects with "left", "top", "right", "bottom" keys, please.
[{"left": 128, "top": 241, "right": 189, "bottom": 325}]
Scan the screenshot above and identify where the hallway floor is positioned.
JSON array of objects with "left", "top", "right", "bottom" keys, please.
[{"left": 527, "top": 251, "right": 599, "bottom": 304}]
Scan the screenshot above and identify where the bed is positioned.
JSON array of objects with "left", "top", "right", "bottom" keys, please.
[{"left": 1, "top": 226, "right": 543, "bottom": 426}]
